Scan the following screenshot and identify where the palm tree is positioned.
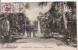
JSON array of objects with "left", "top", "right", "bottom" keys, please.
[
  {"left": 62, "top": 2, "right": 67, "bottom": 29},
  {"left": 66, "top": 2, "right": 76, "bottom": 43},
  {"left": 38, "top": 2, "right": 76, "bottom": 32},
  {"left": 38, "top": 2, "right": 76, "bottom": 43},
  {"left": 38, "top": 2, "right": 63, "bottom": 33},
  {"left": 63, "top": 2, "right": 76, "bottom": 29}
]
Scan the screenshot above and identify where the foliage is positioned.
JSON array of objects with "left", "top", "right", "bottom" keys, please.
[{"left": 0, "top": 13, "right": 30, "bottom": 35}]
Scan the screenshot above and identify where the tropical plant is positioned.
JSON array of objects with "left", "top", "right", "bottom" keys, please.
[{"left": 38, "top": 2, "right": 76, "bottom": 41}]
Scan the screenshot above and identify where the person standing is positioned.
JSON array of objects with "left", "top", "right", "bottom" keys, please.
[{"left": 26, "top": 24, "right": 32, "bottom": 37}]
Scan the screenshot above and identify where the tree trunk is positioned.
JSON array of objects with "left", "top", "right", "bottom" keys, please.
[{"left": 62, "top": 2, "right": 67, "bottom": 29}]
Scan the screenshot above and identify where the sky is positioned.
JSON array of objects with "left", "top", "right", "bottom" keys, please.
[
  {"left": 0, "top": 2, "right": 70, "bottom": 22},
  {"left": 25, "top": 2, "right": 52, "bottom": 21}
]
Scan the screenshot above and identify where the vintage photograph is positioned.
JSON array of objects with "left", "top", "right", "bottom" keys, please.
[{"left": 0, "top": 2, "right": 77, "bottom": 49}]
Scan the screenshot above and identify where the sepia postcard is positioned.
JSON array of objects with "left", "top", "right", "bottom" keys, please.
[{"left": 0, "top": 1, "right": 77, "bottom": 50}]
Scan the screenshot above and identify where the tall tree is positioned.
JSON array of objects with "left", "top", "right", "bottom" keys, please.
[{"left": 38, "top": 2, "right": 75, "bottom": 31}]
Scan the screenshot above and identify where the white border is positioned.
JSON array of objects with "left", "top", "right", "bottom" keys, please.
[
  {"left": 1, "top": 0, "right": 78, "bottom": 48},
  {"left": 1, "top": 0, "right": 77, "bottom": 2}
]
